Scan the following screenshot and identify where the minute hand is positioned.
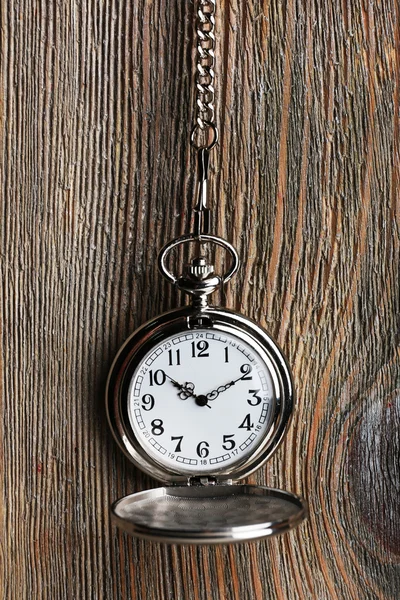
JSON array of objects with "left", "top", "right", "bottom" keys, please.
[{"left": 206, "top": 371, "right": 250, "bottom": 401}]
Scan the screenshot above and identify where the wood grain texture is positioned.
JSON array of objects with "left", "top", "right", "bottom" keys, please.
[{"left": 0, "top": 0, "right": 399, "bottom": 598}]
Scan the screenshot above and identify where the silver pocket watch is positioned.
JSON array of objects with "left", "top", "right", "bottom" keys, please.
[{"left": 106, "top": 0, "right": 307, "bottom": 545}]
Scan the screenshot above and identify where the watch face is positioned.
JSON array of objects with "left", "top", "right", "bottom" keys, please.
[
  {"left": 126, "top": 328, "right": 278, "bottom": 475},
  {"left": 107, "top": 306, "right": 294, "bottom": 482}
]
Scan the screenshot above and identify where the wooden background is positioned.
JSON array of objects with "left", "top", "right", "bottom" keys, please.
[{"left": 0, "top": 0, "right": 399, "bottom": 598}]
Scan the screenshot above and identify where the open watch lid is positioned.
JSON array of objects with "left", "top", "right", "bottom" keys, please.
[{"left": 112, "top": 482, "right": 307, "bottom": 545}]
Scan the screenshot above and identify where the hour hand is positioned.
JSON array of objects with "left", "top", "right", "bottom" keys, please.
[{"left": 165, "top": 374, "right": 196, "bottom": 400}]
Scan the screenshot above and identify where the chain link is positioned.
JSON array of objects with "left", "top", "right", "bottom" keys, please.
[{"left": 191, "top": 0, "right": 218, "bottom": 148}]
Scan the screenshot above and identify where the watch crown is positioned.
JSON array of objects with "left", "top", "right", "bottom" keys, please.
[
  {"left": 176, "top": 256, "right": 221, "bottom": 306},
  {"left": 187, "top": 256, "right": 214, "bottom": 280}
]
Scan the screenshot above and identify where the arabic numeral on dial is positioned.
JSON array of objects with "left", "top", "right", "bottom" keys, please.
[
  {"left": 171, "top": 436, "right": 183, "bottom": 452},
  {"left": 168, "top": 349, "right": 181, "bottom": 366},
  {"left": 191, "top": 340, "right": 209, "bottom": 358},
  {"left": 141, "top": 394, "right": 155, "bottom": 411},
  {"left": 240, "top": 364, "right": 253, "bottom": 380},
  {"left": 149, "top": 369, "right": 166, "bottom": 386},
  {"left": 239, "top": 414, "right": 254, "bottom": 431},
  {"left": 196, "top": 441, "right": 210, "bottom": 458},
  {"left": 247, "top": 389, "right": 262, "bottom": 406},
  {"left": 224, "top": 347, "right": 229, "bottom": 363},
  {"left": 151, "top": 419, "right": 164, "bottom": 435},
  {"left": 222, "top": 434, "right": 236, "bottom": 450}
]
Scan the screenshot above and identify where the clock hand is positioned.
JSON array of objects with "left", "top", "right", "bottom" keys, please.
[
  {"left": 206, "top": 370, "right": 250, "bottom": 401},
  {"left": 165, "top": 374, "right": 197, "bottom": 400},
  {"left": 165, "top": 374, "right": 212, "bottom": 408}
]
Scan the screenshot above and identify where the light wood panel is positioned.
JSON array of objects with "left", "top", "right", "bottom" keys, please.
[{"left": 0, "top": 0, "right": 399, "bottom": 598}]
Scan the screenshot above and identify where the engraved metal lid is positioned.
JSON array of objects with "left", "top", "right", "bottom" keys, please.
[{"left": 111, "top": 484, "right": 307, "bottom": 545}]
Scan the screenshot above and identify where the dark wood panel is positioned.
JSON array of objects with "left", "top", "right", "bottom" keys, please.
[{"left": 0, "top": 0, "right": 399, "bottom": 598}]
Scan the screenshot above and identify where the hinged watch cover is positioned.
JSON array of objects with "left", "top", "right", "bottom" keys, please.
[{"left": 111, "top": 484, "right": 306, "bottom": 545}]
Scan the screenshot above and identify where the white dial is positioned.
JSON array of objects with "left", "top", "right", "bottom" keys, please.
[{"left": 127, "top": 328, "right": 278, "bottom": 475}]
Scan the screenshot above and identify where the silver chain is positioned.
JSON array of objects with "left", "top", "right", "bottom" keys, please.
[{"left": 191, "top": 0, "right": 218, "bottom": 149}]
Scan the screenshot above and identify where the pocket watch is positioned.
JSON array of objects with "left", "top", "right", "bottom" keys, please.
[{"left": 106, "top": 0, "right": 306, "bottom": 545}]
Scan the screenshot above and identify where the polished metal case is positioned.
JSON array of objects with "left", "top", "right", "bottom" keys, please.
[{"left": 106, "top": 304, "right": 294, "bottom": 484}]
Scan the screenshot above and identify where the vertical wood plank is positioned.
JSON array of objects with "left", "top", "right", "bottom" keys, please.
[{"left": 0, "top": 0, "right": 399, "bottom": 598}]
